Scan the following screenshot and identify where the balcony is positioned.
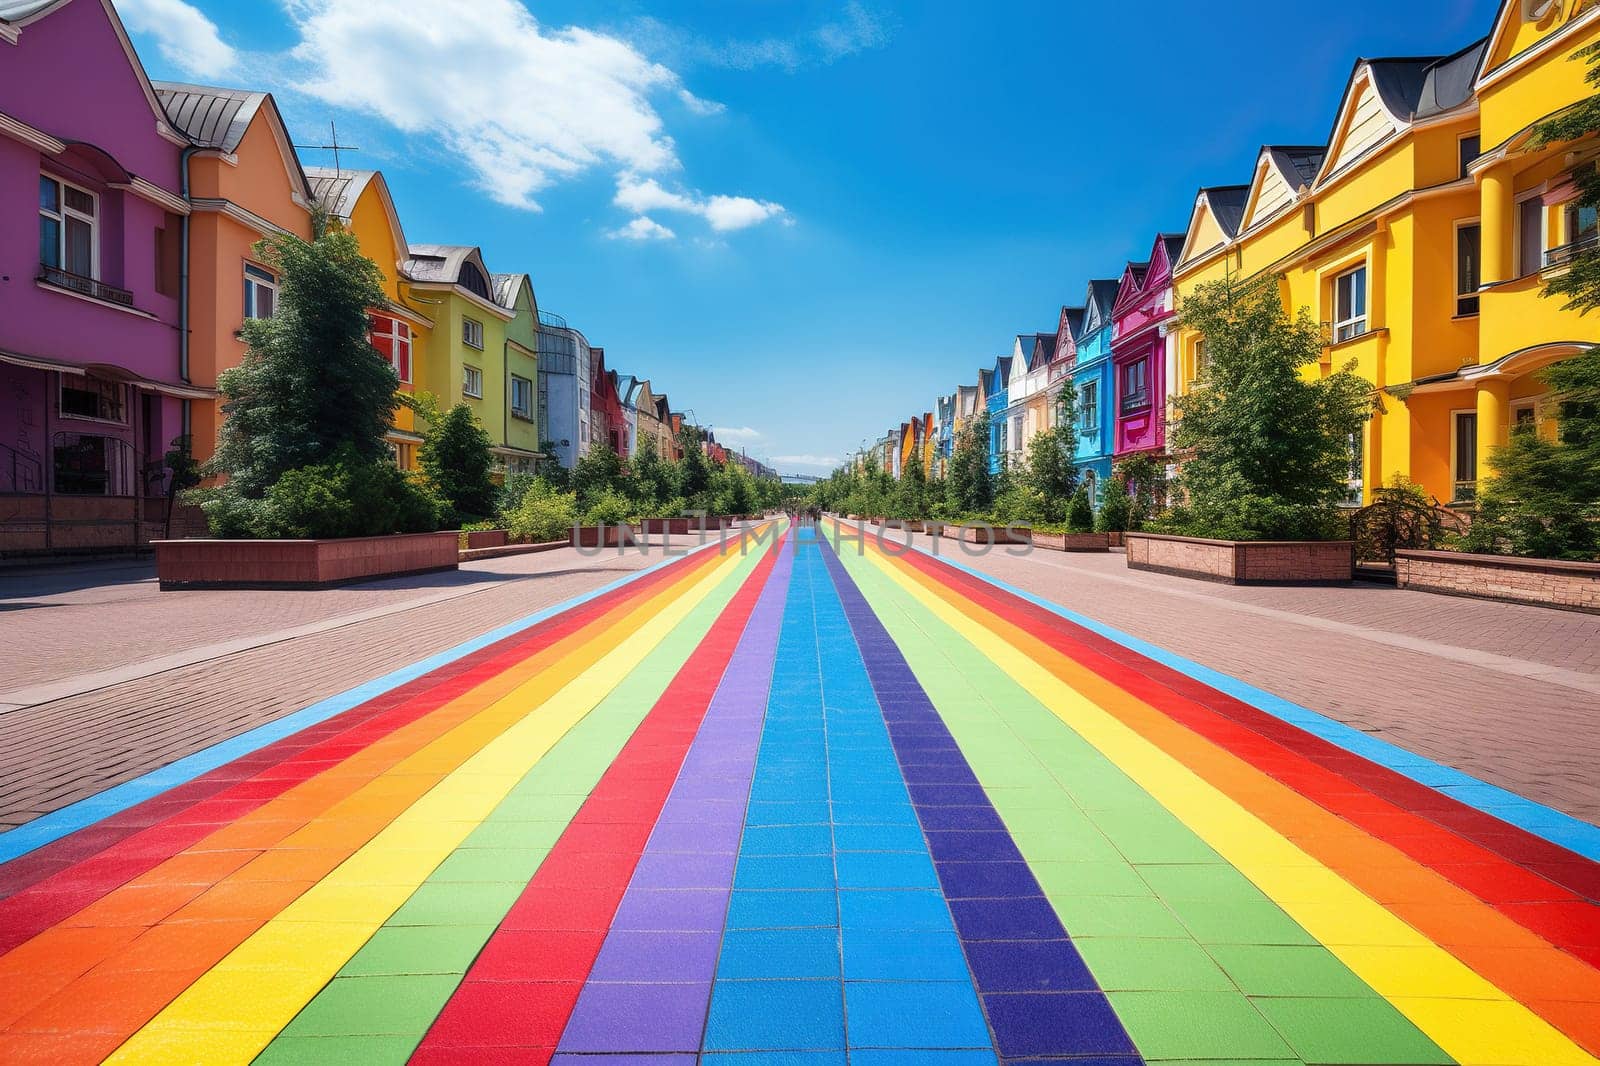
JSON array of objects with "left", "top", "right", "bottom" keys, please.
[
  {"left": 1120, "top": 391, "right": 1150, "bottom": 415},
  {"left": 37, "top": 264, "right": 133, "bottom": 307},
  {"left": 1546, "top": 235, "right": 1598, "bottom": 270}
]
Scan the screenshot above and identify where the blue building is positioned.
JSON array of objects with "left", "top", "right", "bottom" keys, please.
[
  {"left": 982, "top": 356, "right": 1011, "bottom": 476},
  {"left": 935, "top": 392, "right": 955, "bottom": 477},
  {"left": 1068, "top": 280, "right": 1121, "bottom": 504}
]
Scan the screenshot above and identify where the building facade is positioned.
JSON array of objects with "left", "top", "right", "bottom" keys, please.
[
  {"left": 1111, "top": 235, "right": 1184, "bottom": 461},
  {"left": 491, "top": 272, "right": 542, "bottom": 475},
  {"left": 0, "top": 0, "right": 206, "bottom": 553},
  {"left": 1070, "top": 280, "right": 1121, "bottom": 499}
]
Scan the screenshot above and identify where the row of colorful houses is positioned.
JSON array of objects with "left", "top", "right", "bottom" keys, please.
[
  {"left": 0, "top": 0, "right": 770, "bottom": 556},
  {"left": 865, "top": 0, "right": 1600, "bottom": 512}
]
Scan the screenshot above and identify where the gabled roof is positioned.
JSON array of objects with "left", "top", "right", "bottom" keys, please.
[
  {"left": 403, "top": 244, "right": 480, "bottom": 284},
  {"left": 1029, "top": 334, "right": 1057, "bottom": 371},
  {"left": 1080, "top": 280, "right": 1121, "bottom": 337},
  {"left": 1059, "top": 306, "right": 1086, "bottom": 344},
  {"left": 490, "top": 271, "right": 536, "bottom": 313},
  {"left": 153, "top": 82, "right": 262, "bottom": 152},
  {"left": 1176, "top": 185, "right": 1250, "bottom": 268},
  {"left": 1160, "top": 234, "right": 1186, "bottom": 267},
  {"left": 305, "top": 167, "right": 409, "bottom": 265},
  {"left": 1316, "top": 40, "right": 1485, "bottom": 185},
  {"left": 3, "top": 0, "right": 185, "bottom": 146},
  {"left": 1240, "top": 146, "right": 1326, "bottom": 232}
]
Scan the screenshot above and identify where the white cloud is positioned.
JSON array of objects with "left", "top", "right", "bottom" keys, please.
[
  {"left": 608, "top": 216, "right": 676, "bottom": 241},
  {"left": 630, "top": 3, "right": 890, "bottom": 73},
  {"left": 280, "top": 0, "right": 770, "bottom": 216},
  {"left": 615, "top": 174, "right": 786, "bottom": 233},
  {"left": 118, "top": 0, "right": 236, "bottom": 78},
  {"left": 773, "top": 454, "right": 840, "bottom": 468},
  {"left": 677, "top": 88, "right": 726, "bottom": 116},
  {"left": 714, "top": 426, "right": 763, "bottom": 443}
]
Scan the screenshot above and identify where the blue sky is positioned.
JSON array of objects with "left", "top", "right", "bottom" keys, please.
[{"left": 123, "top": 0, "right": 1501, "bottom": 472}]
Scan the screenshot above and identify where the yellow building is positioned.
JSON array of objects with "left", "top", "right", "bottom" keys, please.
[
  {"left": 1172, "top": 0, "right": 1600, "bottom": 506},
  {"left": 305, "top": 168, "right": 434, "bottom": 469}
]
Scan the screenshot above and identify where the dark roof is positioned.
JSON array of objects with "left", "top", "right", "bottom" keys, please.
[
  {"left": 1061, "top": 307, "right": 1086, "bottom": 342},
  {"left": 1160, "top": 234, "right": 1186, "bottom": 267},
  {"left": 1367, "top": 38, "right": 1487, "bottom": 122},
  {"left": 996, "top": 356, "right": 1013, "bottom": 382},
  {"left": 153, "top": 82, "right": 263, "bottom": 151},
  {"left": 1203, "top": 185, "right": 1250, "bottom": 238},
  {"left": 1031, "top": 334, "right": 1057, "bottom": 370},
  {"left": 1276, "top": 147, "right": 1327, "bottom": 186}
]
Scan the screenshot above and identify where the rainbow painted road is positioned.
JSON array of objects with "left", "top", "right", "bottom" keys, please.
[{"left": 2, "top": 520, "right": 1600, "bottom": 1065}]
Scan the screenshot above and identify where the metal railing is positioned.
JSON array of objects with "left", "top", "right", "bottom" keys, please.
[
  {"left": 1546, "top": 235, "right": 1599, "bottom": 269},
  {"left": 1119, "top": 391, "right": 1150, "bottom": 414},
  {"left": 37, "top": 263, "right": 134, "bottom": 306}
]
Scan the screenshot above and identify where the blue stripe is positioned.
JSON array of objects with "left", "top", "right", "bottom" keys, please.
[
  {"left": 831, "top": 522, "right": 1600, "bottom": 862},
  {"left": 0, "top": 539, "right": 724, "bottom": 866}
]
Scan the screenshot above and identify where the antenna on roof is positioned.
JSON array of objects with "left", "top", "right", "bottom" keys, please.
[{"left": 293, "top": 121, "right": 361, "bottom": 173}]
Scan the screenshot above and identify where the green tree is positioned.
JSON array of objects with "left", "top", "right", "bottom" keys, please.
[
  {"left": 1532, "top": 42, "right": 1600, "bottom": 314},
  {"left": 205, "top": 230, "right": 394, "bottom": 497},
  {"left": 572, "top": 443, "right": 626, "bottom": 512},
  {"left": 947, "top": 411, "right": 994, "bottom": 517},
  {"left": 629, "top": 437, "right": 676, "bottom": 512},
  {"left": 1165, "top": 271, "right": 1373, "bottom": 540},
  {"left": 1024, "top": 383, "right": 1081, "bottom": 523},
  {"left": 892, "top": 452, "right": 929, "bottom": 519},
  {"left": 1461, "top": 354, "right": 1600, "bottom": 559},
  {"left": 420, "top": 402, "right": 497, "bottom": 524},
  {"left": 1065, "top": 483, "right": 1094, "bottom": 532},
  {"left": 674, "top": 427, "right": 714, "bottom": 507}
]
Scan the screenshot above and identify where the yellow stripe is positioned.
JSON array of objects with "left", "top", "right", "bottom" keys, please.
[
  {"left": 107, "top": 540, "right": 761, "bottom": 1064},
  {"left": 853, "top": 535, "right": 1595, "bottom": 1066}
]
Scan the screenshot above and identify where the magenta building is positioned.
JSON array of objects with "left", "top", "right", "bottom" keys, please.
[
  {"left": 1110, "top": 234, "right": 1185, "bottom": 458},
  {"left": 0, "top": 0, "right": 205, "bottom": 553}
]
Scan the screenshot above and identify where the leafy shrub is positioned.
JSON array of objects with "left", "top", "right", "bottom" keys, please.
[
  {"left": 991, "top": 485, "right": 1044, "bottom": 526},
  {"left": 420, "top": 403, "right": 498, "bottom": 526},
  {"left": 1095, "top": 476, "right": 1132, "bottom": 533},
  {"left": 1066, "top": 485, "right": 1094, "bottom": 532},
  {"left": 583, "top": 488, "right": 635, "bottom": 527},
  {"left": 201, "top": 447, "right": 444, "bottom": 539},
  {"left": 506, "top": 486, "right": 577, "bottom": 543}
]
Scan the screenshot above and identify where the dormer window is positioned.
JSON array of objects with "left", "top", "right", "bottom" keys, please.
[
  {"left": 459, "top": 262, "right": 490, "bottom": 300},
  {"left": 40, "top": 174, "right": 96, "bottom": 279}
]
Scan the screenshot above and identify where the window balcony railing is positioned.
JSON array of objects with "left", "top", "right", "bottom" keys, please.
[
  {"left": 37, "top": 264, "right": 133, "bottom": 307},
  {"left": 1120, "top": 391, "right": 1150, "bottom": 414},
  {"left": 1546, "top": 235, "right": 1599, "bottom": 269}
]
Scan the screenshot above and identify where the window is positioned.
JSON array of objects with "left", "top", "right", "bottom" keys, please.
[
  {"left": 1457, "top": 135, "right": 1480, "bottom": 180},
  {"left": 1516, "top": 197, "right": 1545, "bottom": 277},
  {"left": 1121, "top": 359, "right": 1149, "bottom": 411},
  {"left": 462, "top": 317, "right": 484, "bottom": 350},
  {"left": 1079, "top": 381, "right": 1098, "bottom": 430},
  {"left": 59, "top": 375, "right": 125, "bottom": 423},
  {"left": 1563, "top": 202, "right": 1598, "bottom": 259},
  {"left": 1192, "top": 339, "right": 1209, "bottom": 384},
  {"left": 54, "top": 433, "right": 121, "bottom": 495},
  {"left": 1452, "top": 411, "right": 1478, "bottom": 501},
  {"left": 1333, "top": 265, "right": 1368, "bottom": 342},
  {"left": 243, "top": 263, "right": 277, "bottom": 319},
  {"left": 1456, "top": 223, "right": 1480, "bottom": 317},
  {"left": 463, "top": 364, "right": 483, "bottom": 398},
  {"left": 1513, "top": 402, "right": 1537, "bottom": 431},
  {"left": 1012, "top": 415, "right": 1024, "bottom": 451},
  {"left": 39, "top": 174, "right": 96, "bottom": 277},
  {"left": 511, "top": 374, "right": 533, "bottom": 420},
  {"left": 369, "top": 315, "right": 411, "bottom": 382},
  {"left": 459, "top": 263, "right": 491, "bottom": 300}
]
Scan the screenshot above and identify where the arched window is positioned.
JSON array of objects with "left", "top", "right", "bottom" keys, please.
[{"left": 458, "top": 261, "right": 490, "bottom": 300}]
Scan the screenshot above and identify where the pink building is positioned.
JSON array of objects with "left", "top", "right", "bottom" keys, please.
[
  {"left": 0, "top": 0, "right": 208, "bottom": 554},
  {"left": 1110, "top": 234, "right": 1185, "bottom": 458}
]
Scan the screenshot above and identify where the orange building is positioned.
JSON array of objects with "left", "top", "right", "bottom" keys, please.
[{"left": 154, "top": 84, "right": 315, "bottom": 466}]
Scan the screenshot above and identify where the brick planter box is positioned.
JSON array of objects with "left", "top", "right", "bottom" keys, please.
[
  {"left": 461, "top": 529, "right": 508, "bottom": 550},
  {"left": 154, "top": 531, "right": 459, "bottom": 590},
  {"left": 1031, "top": 530, "right": 1111, "bottom": 552},
  {"left": 940, "top": 523, "right": 1032, "bottom": 546},
  {"left": 1125, "top": 533, "right": 1353, "bottom": 585},
  {"left": 1106, "top": 531, "right": 1124, "bottom": 548},
  {"left": 1394, "top": 549, "right": 1600, "bottom": 613},
  {"left": 571, "top": 525, "right": 640, "bottom": 548},
  {"left": 641, "top": 517, "right": 693, "bottom": 536}
]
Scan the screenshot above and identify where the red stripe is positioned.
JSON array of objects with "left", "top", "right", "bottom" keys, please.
[
  {"left": 412, "top": 534, "right": 784, "bottom": 1065},
  {"left": 0, "top": 548, "right": 719, "bottom": 953},
  {"left": 889, "top": 544, "right": 1600, "bottom": 952}
]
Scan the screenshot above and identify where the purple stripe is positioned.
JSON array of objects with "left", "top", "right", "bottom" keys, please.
[
  {"left": 818, "top": 538, "right": 1140, "bottom": 1065},
  {"left": 555, "top": 538, "right": 793, "bottom": 1055}
]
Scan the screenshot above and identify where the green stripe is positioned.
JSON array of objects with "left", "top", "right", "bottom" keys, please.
[
  {"left": 255, "top": 535, "right": 778, "bottom": 1065},
  {"left": 834, "top": 546, "right": 1450, "bottom": 1066}
]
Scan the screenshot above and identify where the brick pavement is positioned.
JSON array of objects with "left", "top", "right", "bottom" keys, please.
[
  {"left": 2, "top": 526, "right": 1597, "bottom": 831},
  {"left": 0, "top": 542, "right": 686, "bottom": 829}
]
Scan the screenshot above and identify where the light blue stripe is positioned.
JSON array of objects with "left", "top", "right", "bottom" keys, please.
[
  {"left": 0, "top": 538, "right": 724, "bottom": 866},
  {"left": 841, "top": 525, "right": 1600, "bottom": 862}
]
